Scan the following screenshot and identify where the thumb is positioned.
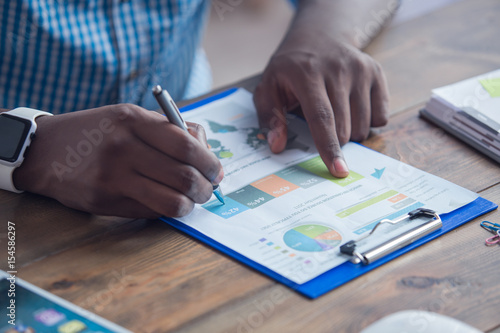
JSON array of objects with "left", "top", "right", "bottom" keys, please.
[{"left": 186, "top": 121, "right": 208, "bottom": 147}]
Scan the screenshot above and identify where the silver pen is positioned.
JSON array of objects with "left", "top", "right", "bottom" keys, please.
[{"left": 152, "top": 85, "right": 225, "bottom": 205}]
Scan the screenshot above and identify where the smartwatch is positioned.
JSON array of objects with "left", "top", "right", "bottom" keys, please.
[{"left": 0, "top": 107, "right": 53, "bottom": 193}]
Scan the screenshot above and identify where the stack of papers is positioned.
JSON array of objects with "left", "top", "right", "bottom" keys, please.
[{"left": 420, "top": 69, "right": 500, "bottom": 163}]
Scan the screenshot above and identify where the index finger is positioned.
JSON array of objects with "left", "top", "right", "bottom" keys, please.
[{"left": 293, "top": 78, "right": 349, "bottom": 178}]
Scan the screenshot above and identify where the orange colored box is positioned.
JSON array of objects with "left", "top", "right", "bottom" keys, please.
[
  {"left": 251, "top": 175, "right": 299, "bottom": 197},
  {"left": 388, "top": 193, "right": 407, "bottom": 203}
]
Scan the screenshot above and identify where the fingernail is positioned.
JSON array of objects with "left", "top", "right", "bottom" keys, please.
[
  {"left": 334, "top": 158, "right": 349, "bottom": 176},
  {"left": 267, "top": 129, "right": 278, "bottom": 147},
  {"left": 214, "top": 168, "right": 224, "bottom": 184}
]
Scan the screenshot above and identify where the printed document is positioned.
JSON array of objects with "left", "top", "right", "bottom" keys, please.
[{"left": 176, "top": 89, "right": 478, "bottom": 284}]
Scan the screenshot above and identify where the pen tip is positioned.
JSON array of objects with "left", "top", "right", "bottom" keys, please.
[
  {"left": 152, "top": 85, "right": 162, "bottom": 95},
  {"left": 213, "top": 187, "right": 225, "bottom": 205}
]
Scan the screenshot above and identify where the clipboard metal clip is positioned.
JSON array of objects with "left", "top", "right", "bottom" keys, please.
[{"left": 340, "top": 208, "right": 442, "bottom": 265}]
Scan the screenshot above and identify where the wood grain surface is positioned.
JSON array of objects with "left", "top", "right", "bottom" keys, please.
[
  {"left": 1, "top": 1, "right": 499, "bottom": 332},
  {"left": 365, "top": 0, "right": 500, "bottom": 114}
]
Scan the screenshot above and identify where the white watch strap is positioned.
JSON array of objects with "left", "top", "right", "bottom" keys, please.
[
  {"left": 0, "top": 165, "right": 22, "bottom": 193},
  {"left": 0, "top": 107, "right": 52, "bottom": 193},
  {"left": 5, "top": 107, "right": 53, "bottom": 121}
]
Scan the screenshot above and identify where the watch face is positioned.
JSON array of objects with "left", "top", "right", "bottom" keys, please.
[{"left": 0, "top": 114, "right": 32, "bottom": 163}]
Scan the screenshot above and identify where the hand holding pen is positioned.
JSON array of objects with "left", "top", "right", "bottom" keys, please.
[{"left": 153, "top": 85, "right": 225, "bottom": 204}]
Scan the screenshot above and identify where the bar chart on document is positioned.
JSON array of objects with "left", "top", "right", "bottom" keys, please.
[{"left": 203, "top": 155, "right": 423, "bottom": 227}]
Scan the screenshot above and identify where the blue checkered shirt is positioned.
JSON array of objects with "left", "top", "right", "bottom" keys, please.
[{"left": 0, "top": 0, "right": 212, "bottom": 114}]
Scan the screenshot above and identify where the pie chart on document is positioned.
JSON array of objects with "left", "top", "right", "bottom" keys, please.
[{"left": 283, "top": 224, "right": 342, "bottom": 252}]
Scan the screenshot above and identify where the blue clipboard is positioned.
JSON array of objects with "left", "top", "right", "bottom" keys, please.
[{"left": 160, "top": 89, "right": 498, "bottom": 299}]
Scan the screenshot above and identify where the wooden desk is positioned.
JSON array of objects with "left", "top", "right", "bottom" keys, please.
[{"left": 1, "top": 0, "right": 499, "bottom": 332}]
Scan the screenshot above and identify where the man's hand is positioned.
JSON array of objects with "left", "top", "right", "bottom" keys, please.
[
  {"left": 254, "top": 0, "right": 392, "bottom": 178},
  {"left": 13, "top": 104, "right": 224, "bottom": 218}
]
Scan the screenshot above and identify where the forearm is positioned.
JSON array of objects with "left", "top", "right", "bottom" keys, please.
[{"left": 288, "top": 0, "right": 399, "bottom": 49}]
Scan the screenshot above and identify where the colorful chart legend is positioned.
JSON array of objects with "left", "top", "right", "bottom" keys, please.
[{"left": 283, "top": 225, "right": 342, "bottom": 252}]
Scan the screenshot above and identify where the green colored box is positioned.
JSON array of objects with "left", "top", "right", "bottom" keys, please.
[
  {"left": 479, "top": 77, "right": 500, "bottom": 98},
  {"left": 336, "top": 190, "right": 399, "bottom": 218},
  {"left": 298, "top": 156, "right": 364, "bottom": 186}
]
